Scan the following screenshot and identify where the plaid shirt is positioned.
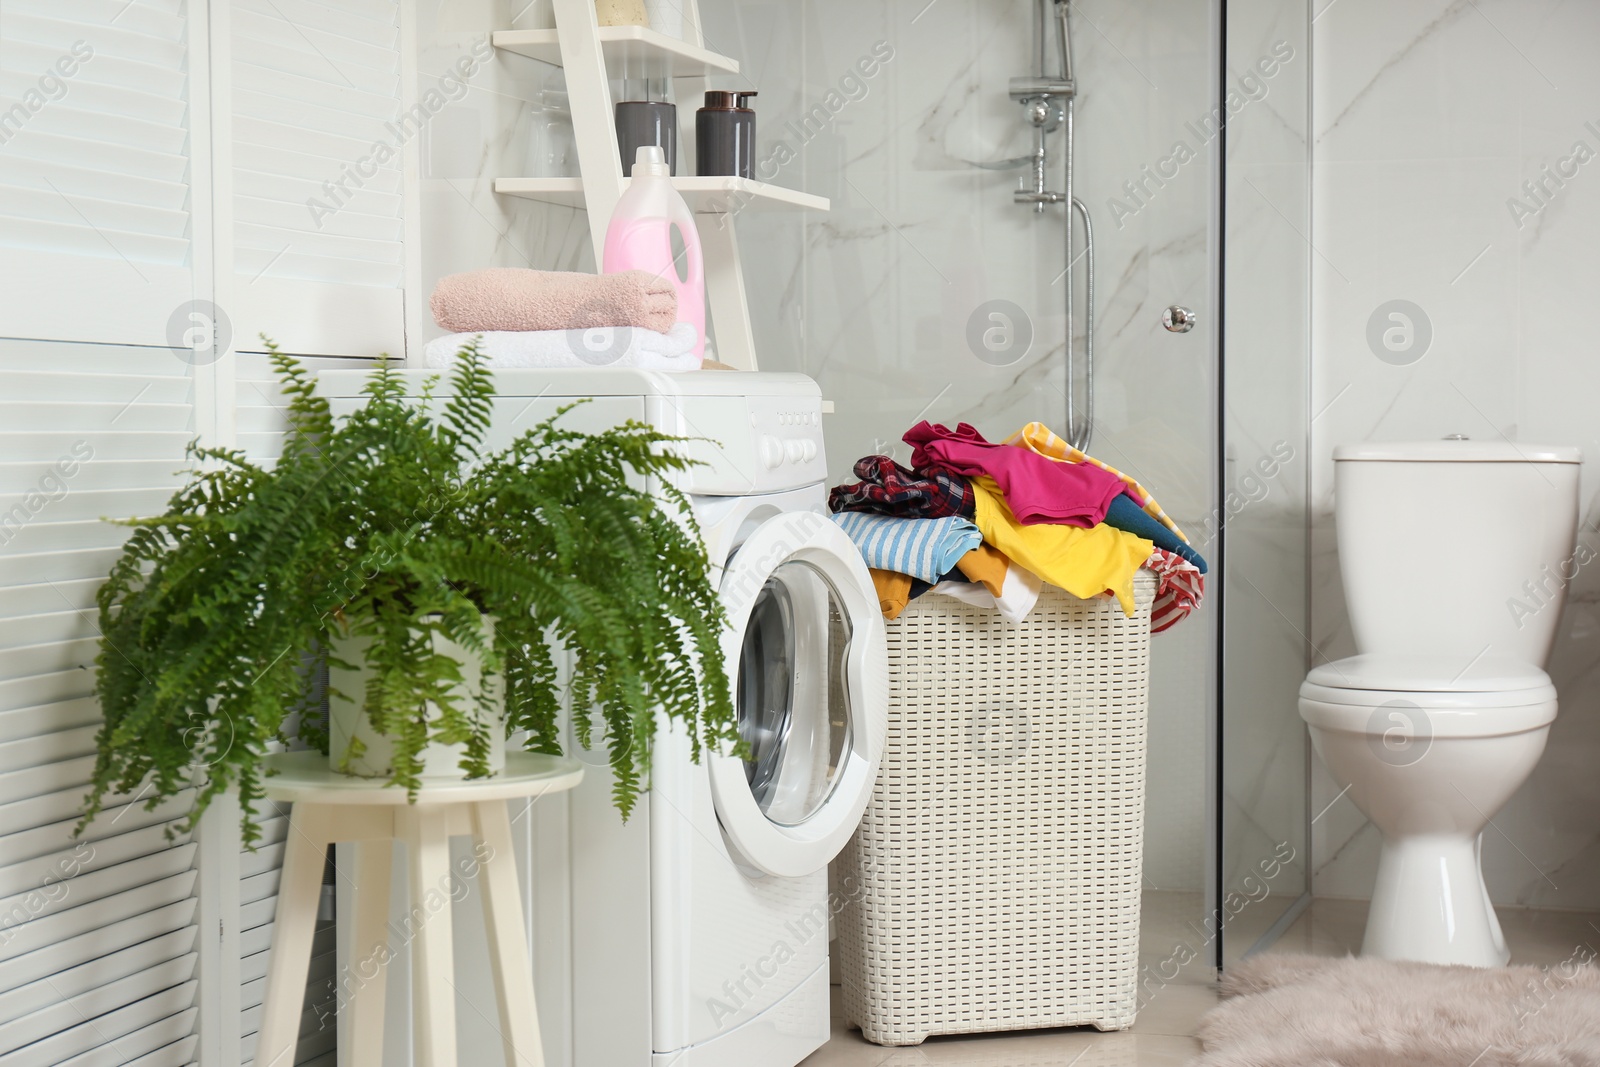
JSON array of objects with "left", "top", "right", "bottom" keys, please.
[{"left": 828, "top": 455, "right": 976, "bottom": 519}]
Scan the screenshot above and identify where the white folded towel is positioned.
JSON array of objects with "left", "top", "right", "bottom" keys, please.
[{"left": 424, "top": 321, "right": 701, "bottom": 371}]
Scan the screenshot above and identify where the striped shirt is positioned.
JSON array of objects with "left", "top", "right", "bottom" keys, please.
[
  {"left": 1145, "top": 547, "right": 1205, "bottom": 633},
  {"left": 831, "top": 512, "right": 982, "bottom": 584}
]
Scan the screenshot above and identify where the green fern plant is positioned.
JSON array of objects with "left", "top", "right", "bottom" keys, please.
[{"left": 81, "top": 340, "right": 738, "bottom": 847}]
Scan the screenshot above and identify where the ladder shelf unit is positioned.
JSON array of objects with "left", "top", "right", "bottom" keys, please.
[
  {"left": 491, "top": 0, "right": 829, "bottom": 371},
  {"left": 491, "top": 26, "right": 740, "bottom": 78},
  {"left": 493, "top": 176, "right": 830, "bottom": 214}
]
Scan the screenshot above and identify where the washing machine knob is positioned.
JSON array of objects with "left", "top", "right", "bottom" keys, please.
[
  {"left": 783, "top": 440, "right": 804, "bottom": 464},
  {"left": 760, "top": 435, "right": 784, "bottom": 469},
  {"left": 801, "top": 439, "right": 818, "bottom": 462}
]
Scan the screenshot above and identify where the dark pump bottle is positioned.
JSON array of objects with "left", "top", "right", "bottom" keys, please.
[{"left": 695, "top": 91, "right": 756, "bottom": 179}]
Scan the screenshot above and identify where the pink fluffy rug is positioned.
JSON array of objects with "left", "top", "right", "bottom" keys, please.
[{"left": 1192, "top": 952, "right": 1600, "bottom": 1066}]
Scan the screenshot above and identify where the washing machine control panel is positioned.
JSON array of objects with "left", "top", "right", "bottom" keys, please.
[
  {"left": 747, "top": 395, "right": 825, "bottom": 488},
  {"left": 652, "top": 385, "right": 828, "bottom": 494},
  {"left": 753, "top": 402, "right": 822, "bottom": 472}
]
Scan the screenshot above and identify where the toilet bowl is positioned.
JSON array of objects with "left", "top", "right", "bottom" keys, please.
[
  {"left": 1305, "top": 439, "right": 1581, "bottom": 967},
  {"left": 1300, "top": 653, "right": 1557, "bottom": 967}
]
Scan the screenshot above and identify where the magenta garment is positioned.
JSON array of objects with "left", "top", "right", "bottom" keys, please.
[{"left": 904, "top": 421, "right": 1130, "bottom": 527}]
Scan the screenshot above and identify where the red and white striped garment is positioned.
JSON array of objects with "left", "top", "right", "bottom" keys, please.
[{"left": 1145, "top": 547, "right": 1204, "bottom": 634}]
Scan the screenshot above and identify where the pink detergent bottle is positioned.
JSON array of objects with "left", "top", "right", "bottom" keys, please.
[{"left": 602, "top": 145, "right": 706, "bottom": 359}]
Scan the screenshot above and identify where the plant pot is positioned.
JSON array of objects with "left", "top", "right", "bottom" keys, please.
[{"left": 327, "top": 618, "right": 506, "bottom": 780}]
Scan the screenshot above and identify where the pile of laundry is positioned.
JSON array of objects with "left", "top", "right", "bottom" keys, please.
[
  {"left": 423, "top": 267, "right": 701, "bottom": 370},
  {"left": 830, "top": 421, "right": 1206, "bottom": 632}
]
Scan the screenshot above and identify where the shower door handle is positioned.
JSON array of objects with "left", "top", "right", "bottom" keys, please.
[{"left": 1162, "top": 305, "right": 1198, "bottom": 333}]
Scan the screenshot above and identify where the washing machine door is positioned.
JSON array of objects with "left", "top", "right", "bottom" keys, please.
[{"left": 708, "top": 509, "right": 887, "bottom": 878}]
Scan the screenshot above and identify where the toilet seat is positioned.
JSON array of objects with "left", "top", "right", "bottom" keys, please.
[{"left": 1300, "top": 653, "right": 1556, "bottom": 736}]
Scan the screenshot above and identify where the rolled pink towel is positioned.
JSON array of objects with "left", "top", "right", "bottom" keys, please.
[{"left": 429, "top": 267, "right": 677, "bottom": 334}]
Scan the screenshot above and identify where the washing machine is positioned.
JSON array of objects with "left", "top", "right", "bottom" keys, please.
[{"left": 318, "top": 367, "right": 887, "bottom": 1067}]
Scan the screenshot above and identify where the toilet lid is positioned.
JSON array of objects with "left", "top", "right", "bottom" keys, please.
[
  {"left": 1333, "top": 441, "right": 1581, "bottom": 463},
  {"left": 1302, "top": 654, "right": 1557, "bottom": 709}
]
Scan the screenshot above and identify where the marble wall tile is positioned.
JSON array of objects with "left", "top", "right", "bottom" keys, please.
[
  {"left": 698, "top": 0, "right": 1220, "bottom": 892},
  {"left": 413, "top": 0, "right": 1600, "bottom": 922},
  {"left": 1309, "top": 0, "right": 1600, "bottom": 909}
]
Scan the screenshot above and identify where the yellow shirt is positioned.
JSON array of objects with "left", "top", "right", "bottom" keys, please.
[{"left": 969, "top": 477, "right": 1152, "bottom": 616}]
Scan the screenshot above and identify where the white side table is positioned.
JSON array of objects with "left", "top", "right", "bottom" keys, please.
[{"left": 255, "top": 750, "right": 583, "bottom": 1067}]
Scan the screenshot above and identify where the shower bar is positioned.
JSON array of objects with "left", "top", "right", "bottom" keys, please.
[
  {"left": 1070, "top": 196, "right": 1093, "bottom": 450},
  {"left": 1009, "top": 0, "right": 1093, "bottom": 451}
]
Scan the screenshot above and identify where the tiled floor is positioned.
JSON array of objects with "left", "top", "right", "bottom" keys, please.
[{"left": 805, "top": 893, "right": 1600, "bottom": 1065}]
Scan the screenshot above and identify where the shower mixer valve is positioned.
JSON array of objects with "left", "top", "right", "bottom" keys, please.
[
  {"left": 1023, "top": 96, "right": 1062, "bottom": 130},
  {"left": 1011, "top": 75, "right": 1070, "bottom": 205}
]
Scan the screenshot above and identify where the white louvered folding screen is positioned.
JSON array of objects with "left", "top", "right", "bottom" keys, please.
[
  {"left": 0, "top": 0, "right": 200, "bottom": 348},
  {"left": 226, "top": 0, "right": 409, "bottom": 359},
  {"left": 0, "top": 2, "right": 421, "bottom": 1063},
  {"left": 0, "top": 341, "right": 200, "bottom": 1067}
]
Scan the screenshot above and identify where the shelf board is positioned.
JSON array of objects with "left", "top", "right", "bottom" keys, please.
[
  {"left": 494, "top": 176, "right": 830, "bottom": 215},
  {"left": 492, "top": 27, "right": 739, "bottom": 78}
]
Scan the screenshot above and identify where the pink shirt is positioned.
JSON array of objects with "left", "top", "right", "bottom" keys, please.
[{"left": 904, "top": 421, "right": 1130, "bottom": 527}]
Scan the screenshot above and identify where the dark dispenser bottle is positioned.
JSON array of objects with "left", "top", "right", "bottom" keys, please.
[
  {"left": 615, "top": 100, "right": 677, "bottom": 175},
  {"left": 695, "top": 91, "right": 756, "bottom": 178}
]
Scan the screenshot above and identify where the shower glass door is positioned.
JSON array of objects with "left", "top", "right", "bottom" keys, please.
[
  {"left": 709, "top": 0, "right": 1312, "bottom": 973},
  {"left": 1218, "top": 0, "right": 1313, "bottom": 963}
]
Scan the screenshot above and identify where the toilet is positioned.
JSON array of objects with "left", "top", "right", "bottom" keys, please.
[{"left": 1301, "top": 439, "right": 1581, "bottom": 967}]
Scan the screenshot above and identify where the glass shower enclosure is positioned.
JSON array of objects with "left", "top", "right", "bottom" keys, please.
[
  {"left": 1218, "top": 0, "right": 1313, "bottom": 962},
  {"left": 710, "top": 0, "right": 1313, "bottom": 971}
]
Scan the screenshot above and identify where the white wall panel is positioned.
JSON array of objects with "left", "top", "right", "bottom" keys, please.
[{"left": 224, "top": 0, "right": 409, "bottom": 358}]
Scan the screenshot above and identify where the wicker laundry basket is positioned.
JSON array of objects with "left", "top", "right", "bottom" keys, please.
[{"left": 833, "top": 572, "right": 1156, "bottom": 1046}]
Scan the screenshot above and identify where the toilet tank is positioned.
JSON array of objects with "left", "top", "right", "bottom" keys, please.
[{"left": 1334, "top": 440, "right": 1582, "bottom": 664}]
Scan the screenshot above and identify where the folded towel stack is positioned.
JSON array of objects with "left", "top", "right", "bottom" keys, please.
[
  {"left": 425, "top": 322, "right": 700, "bottom": 371},
  {"left": 427, "top": 267, "right": 701, "bottom": 371},
  {"left": 432, "top": 268, "right": 677, "bottom": 333}
]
